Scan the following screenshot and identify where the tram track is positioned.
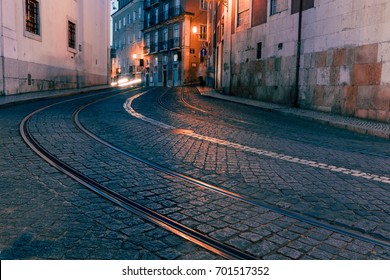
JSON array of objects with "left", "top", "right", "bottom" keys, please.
[
  {"left": 19, "top": 88, "right": 256, "bottom": 260},
  {"left": 76, "top": 91, "right": 390, "bottom": 249},
  {"left": 19, "top": 87, "right": 390, "bottom": 260},
  {"left": 178, "top": 87, "right": 390, "bottom": 160}
]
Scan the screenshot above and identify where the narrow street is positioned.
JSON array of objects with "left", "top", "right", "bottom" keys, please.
[{"left": 0, "top": 86, "right": 389, "bottom": 259}]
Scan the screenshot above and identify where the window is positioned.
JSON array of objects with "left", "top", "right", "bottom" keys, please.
[
  {"left": 199, "top": 25, "right": 207, "bottom": 40},
  {"left": 291, "top": 0, "right": 314, "bottom": 14},
  {"left": 164, "top": 3, "right": 169, "bottom": 20},
  {"left": 270, "top": 0, "right": 288, "bottom": 15},
  {"left": 162, "top": 28, "right": 168, "bottom": 50},
  {"left": 68, "top": 21, "right": 76, "bottom": 50},
  {"left": 200, "top": 0, "right": 207, "bottom": 10},
  {"left": 237, "top": 0, "right": 250, "bottom": 28},
  {"left": 174, "top": 0, "right": 180, "bottom": 16},
  {"left": 128, "top": 14, "right": 132, "bottom": 24},
  {"left": 146, "top": 12, "right": 150, "bottom": 28},
  {"left": 138, "top": 31, "right": 142, "bottom": 41},
  {"left": 154, "top": 8, "right": 159, "bottom": 24},
  {"left": 25, "top": 0, "right": 40, "bottom": 37},
  {"left": 123, "top": 17, "right": 126, "bottom": 26},
  {"left": 145, "top": 33, "right": 150, "bottom": 53},
  {"left": 173, "top": 23, "right": 180, "bottom": 48},
  {"left": 153, "top": 31, "right": 158, "bottom": 52},
  {"left": 139, "top": 7, "right": 142, "bottom": 19},
  {"left": 256, "top": 42, "right": 262, "bottom": 59}
]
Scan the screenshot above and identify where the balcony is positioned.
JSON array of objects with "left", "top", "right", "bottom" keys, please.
[
  {"left": 159, "top": 40, "right": 168, "bottom": 51},
  {"left": 145, "top": 6, "right": 185, "bottom": 29},
  {"left": 150, "top": 43, "right": 158, "bottom": 53}
]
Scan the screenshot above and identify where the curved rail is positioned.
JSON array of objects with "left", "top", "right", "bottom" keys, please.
[
  {"left": 20, "top": 89, "right": 256, "bottom": 260},
  {"left": 75, "top": 92, "right": 390, "bottom": 249}
]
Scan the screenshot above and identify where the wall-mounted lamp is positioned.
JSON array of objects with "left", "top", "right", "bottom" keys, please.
[{"left": 192, "top": 26, "right": 198, "bottom": 34}]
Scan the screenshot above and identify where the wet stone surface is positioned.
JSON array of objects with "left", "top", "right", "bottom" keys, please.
[{"left": 1, "top": 87, "right": 389, "bottom": 259}]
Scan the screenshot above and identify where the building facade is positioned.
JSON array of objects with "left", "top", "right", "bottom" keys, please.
[
  {"left": 112, "top": 0, "right": 145, "bottom": 82},
  {"left": 0, "top": 0, "right": 110, "bottom": 95},
  {"left": 208, "top": 0, "right": 390, "bottom": 123},
  {"left": 143, "top": 0, "right": 207, "bottom": 86}
]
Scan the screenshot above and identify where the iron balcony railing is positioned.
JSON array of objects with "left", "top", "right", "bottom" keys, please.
[
  {"left": 144, "top": 6, "right": 185, "bottom": 28},
  {"left": 169, "top": 37, "right": 180, "bottom": 49}
]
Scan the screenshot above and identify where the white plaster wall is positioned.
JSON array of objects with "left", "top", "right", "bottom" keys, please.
[{"left": 0, "top": 0, "right": 109, "bottom": 94}]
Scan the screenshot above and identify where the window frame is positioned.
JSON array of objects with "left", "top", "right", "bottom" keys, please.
[
  {"left": 200, "top": 0, "right": 207, "bottom": 10},
  {"left": 237, "top": 0, "right": 250, "bottom": 29},
  {"left": 270, "top": 0, "right": 288, "bottom": 15},
  {"left": 67, "top": 18, "right": 77, "bottom": 53},
  {"left": 199, "top": 25, "right": 207, "bottom": 40},
  {"left": 256, "top": 42, "right": 262, "bottom": 60},
  {"left": 24, "top": 0, "right": 41, "bottom": 41}
]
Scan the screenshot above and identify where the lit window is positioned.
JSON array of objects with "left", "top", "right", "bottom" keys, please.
[
  {"left": 68, "top": 21, "right": 76, "bottom": 50},
  {"left": 199, "top": 25, "right": 207, "bottom": 40},
  {"left": 25, "top": 0, "right": 40, "bottom": 36},
  {"left": 270, "top": 0, "right": 288, "bottom": 15}
]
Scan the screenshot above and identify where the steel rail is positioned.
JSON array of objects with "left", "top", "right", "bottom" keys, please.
[
  {"left": 74, "top": 91, "right": 390, "bottom": 250},
  {"left": 20, "top": 89, "right": 256, "bottom": 260}
]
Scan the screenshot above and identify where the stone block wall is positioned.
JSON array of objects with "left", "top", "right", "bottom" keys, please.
[
  {"left": 227, "top": 0, "right": 390, "bottom": 123},
  {"left": 299, "top": 43, "right": 389, "bottom": 122}
]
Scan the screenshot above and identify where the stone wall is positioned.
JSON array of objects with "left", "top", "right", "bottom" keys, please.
[
  {"left": 299, "top": 43, "right": 389, "bottom": 122},
  {"left": 226, "top": 0, "right": 390, "bottom": 123},
  {"left": 1, "top": 57, "right": 107, "bottom": 95}
]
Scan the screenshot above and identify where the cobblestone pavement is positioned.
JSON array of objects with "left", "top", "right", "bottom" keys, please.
[
  {"left": 1, "top": 86, "right": 389, "bottom": 259},
  {"left": 0, "top": 91, "right": 220, "bottom": 260}
]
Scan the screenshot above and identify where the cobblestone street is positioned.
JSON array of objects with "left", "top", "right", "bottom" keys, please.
[{"left": 1, "top": 86, "right": 389, "bottom": 259}]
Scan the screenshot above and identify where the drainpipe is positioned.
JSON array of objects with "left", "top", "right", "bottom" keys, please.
[
  {"left": 0, "top": 0, "right": 6, "bottom": 95},
  {"left": 293, "top": 0, "right": 303, "bottom": 107}
]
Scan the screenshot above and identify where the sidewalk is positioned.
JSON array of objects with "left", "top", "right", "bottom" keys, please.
[
  {"left": 0, "top": 84, "right": 111, "bottom": 108},
  {"left": 197, "top": 87, "right": 390, "bottom": 140}
]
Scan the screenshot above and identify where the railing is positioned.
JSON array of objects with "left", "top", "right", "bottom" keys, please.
[
  {"left": 150, "top": 42, "right": 158, "bottom": 53},
  {"left": 159, "top": 40, "right": 168, "bottom": 51},
  {"left": 145, "top": 6, "right": 185, "bottom": 28},
  {"left": 169, "top": 37, "right": 180, "bottom": 49}
]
